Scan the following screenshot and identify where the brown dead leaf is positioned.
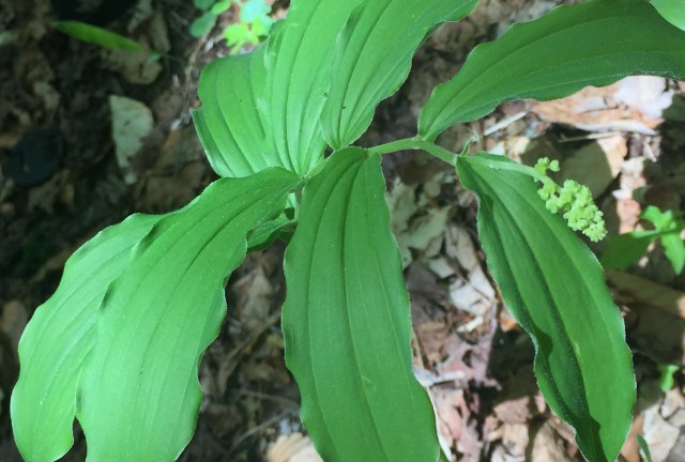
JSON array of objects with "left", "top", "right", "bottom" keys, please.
[
  {"left": 415, "top": 320, "right": 449, "bottom": 365},
  {"left": 662, "top": 388, "right": 685, "bottom": 428},
  {"left": 104, "top": 43, "right": 162, "bottom": 85},
  {"left": 446, "top": 226, "right": 495, "bottom": 318},
  {"left": 643, "top": 398, "right": 681, "bottom": 462},
  {"left": 109, "top": 95, "right": 155, "bottom": 184},
  {"left": 531, "top": 77, "right": 671, "bottom": 134},
  {"left": 608, "top": 270, "right": 685, "bottom": 320},
  {"left": 490, "top": 423, "right": 529, "bottom": 462},
  {"left": 266, "top": 433, "right": 323, "bottom": 462},
  {"left": 531, "top": 421, "right": 576, "bottom": 462},
  {"left": 1, "top": 300, "right": 27, "bottom": 347},
  {"left": 233, "top": 266, "right": 275, "bottom": 328}
]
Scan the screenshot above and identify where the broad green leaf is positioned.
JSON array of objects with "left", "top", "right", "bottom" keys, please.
[
  {"left": 194, "top": 0, "right": 478, "bottom": 178},
  {"left": 55, "top": 21, "right": 146, "bottom": 52},
  {"left": 601, "top": 231, "right": 658, "bottom": 271},
  {"left": 320, "top": 0, "right": 478, "bottom": 149},
  {"left": 282, "top": 148, "right": 439, "bottom": 462},
  {"left": 419, "top": 0, "right": 685, "bottom": 141},
  {"left": 193, "top": 2, "right": 353, "bottom": 178},
  {"left": 456, "top": 153, "right": 635, "bottom": 462},
  {"left": 193, "top": 49, "right": 270, "bottom": 177},
  {"left": 11, "top": 214, "right": 161, "bottom": 462},
  {"left": 12, "top": 168, "right": 300, "bottom": 462},
  {"left": 652, "top": 0, "right": 685, "bottom": 31}
]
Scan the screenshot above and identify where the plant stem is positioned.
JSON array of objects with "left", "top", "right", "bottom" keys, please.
[{"left": 368, "top": 138, "right": 457, "bottom": 165}]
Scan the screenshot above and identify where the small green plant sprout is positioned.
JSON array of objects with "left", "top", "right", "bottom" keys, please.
[
  {"left": 637, "top": 434, "right": 655, "bottom": 462},
  {"left": 602, "top": 205, "right": 685, "bottom": 273},
  {"left": 190, "top": 0, "right": 273, "bottom": 53},
  {"left": 190, "top": 0, "right": 229, "bottom": 38},
  {"left": 657, "top": 363, "right": 681, "bottom": 392},
  {"left": 223, "top": 0, "right": 273, "bottom": 53},
  {"left": 54, "top": 21, "right": 172, "bottom": 63},
  {"left": 56, "top": 21, "right": 148, "bottom": 53},
  {"left": 534, "top": 157, "right": 607, "bottom": 242}
]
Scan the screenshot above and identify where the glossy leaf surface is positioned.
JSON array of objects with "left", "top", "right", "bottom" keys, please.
[
  {"left": 12, "top": 169, "right": 300, "bottom": 462},
  {"left": 420, "top": 0, "right": 685, "bottom": 140},
  {"left": 320, "top": 0, "right": 478, "bottom": 149},
  {"left": 653, "top": 0, "right": 685, "bottom": 31},
  {"left": 282, "top": 148, "right": 439, "bottom": 462},
  {"left": 456, "top": 153, "right": 635, "bottom": 462},
  {"left": 11, "top": 215, "right": 161, "bottom": 462},
  {"left": 194, "top": 0, "right": 477, "bottom": 178}
]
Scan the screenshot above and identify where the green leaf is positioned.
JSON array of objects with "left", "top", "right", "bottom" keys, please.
[
  {"left": 12, "top": 168, "right": 300, "bottom": 462},
  {"left": 601, "top": 231, "right": 659, "bottom": 271},
  {"left": 251, "top": 15, "right": 273, "bottom": 38},
  {"left": 11, "top": 215, "right": 161, "bottom": 462},
  {"left": 652, "top": 0, "right": 685, "bottom": 31},
  {"left": 247, "top": 212, "right": 295, "bottom": 251},
  {"left": 661, "top": 231, "right": 685, "bottom": 273},
  {"left": 641, "top": 205, "right": 679, "bottom": 231},
  {"left": 657, "top": 363, "right": 680, "bottom": 392},
  {"left": 190, "top": 11, "right": 218, "bottom": 38},
  {"left": 194, "top": 0, "right": 216, "bottom": 10},
  {"left": 635, "top": 205, "right": 685, "bottom": 273},
  {"left": 240, "top": 0, "right": 271, "bottom": 23},
  {"left": 193, "top": 49, "right": 269, "bottom": 177},
  {"left": 194, "top": 0, "right": 477, "bottom": 178},
  {"left": 638, "top": 434, "right": 655, "bottom": 462},
  {"left": 211, "top": 0, "right": 232, "bottom": 15},
  {"left": 456, "top": 153, "right": 635, "bottom": 462},
  {"left": 319, "top": 0, "right": 478, "bottom": 149},
  {"left": 282, "top": 148, "right": 439, "bottom": 462},
  {"left": 55, "top": 21, "right": 146, "bottom": 53},
  {"left": 194, "top": 1, "right": 351, "bottom": 178},
  {"left": 419, "top": 0, "right": 685, "bottom": 141},
  {"left": 223, "top": 22, "right": 250, "bottom": 46}
]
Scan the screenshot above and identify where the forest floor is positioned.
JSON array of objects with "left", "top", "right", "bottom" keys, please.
[{"left": 1, "top": 0, "right": 685, "bottom": 461}]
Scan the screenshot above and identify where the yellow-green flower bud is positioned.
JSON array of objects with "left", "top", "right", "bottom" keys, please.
[{"left": 533, "top": 158, "right": 606, "bottom": 242}]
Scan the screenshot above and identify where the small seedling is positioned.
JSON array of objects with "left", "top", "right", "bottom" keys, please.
[
  {"left": 190, "top": 0, "right": 272, "bottom": 53},
  {"left": 657, "top": 363, "right": 680, "bottom": 392},
  {"left": 55, "top": 21, "right": 173, "bottom": 62},
  {"left": 602, "top": 205, "right": 685, "bottom": 273},
  {"left": 637, "top": 434, "right": 655, "bottom": 462}
]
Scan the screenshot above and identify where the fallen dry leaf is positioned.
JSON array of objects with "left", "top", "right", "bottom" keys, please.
[
  {"left": 266, "top": 433, "right": 323, "bottom": 462},
  {"left": 109, "top": 95, "right": 154, "bottom": 184}
]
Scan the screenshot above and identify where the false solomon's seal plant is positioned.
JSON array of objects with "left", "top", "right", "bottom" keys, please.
[{"left": 11, "top": 0, "right": 685, "bottom": 461}]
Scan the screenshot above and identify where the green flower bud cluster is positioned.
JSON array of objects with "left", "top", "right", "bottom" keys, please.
[{"left": 534, "top": 157, "right": 607, "bottom": 242}]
